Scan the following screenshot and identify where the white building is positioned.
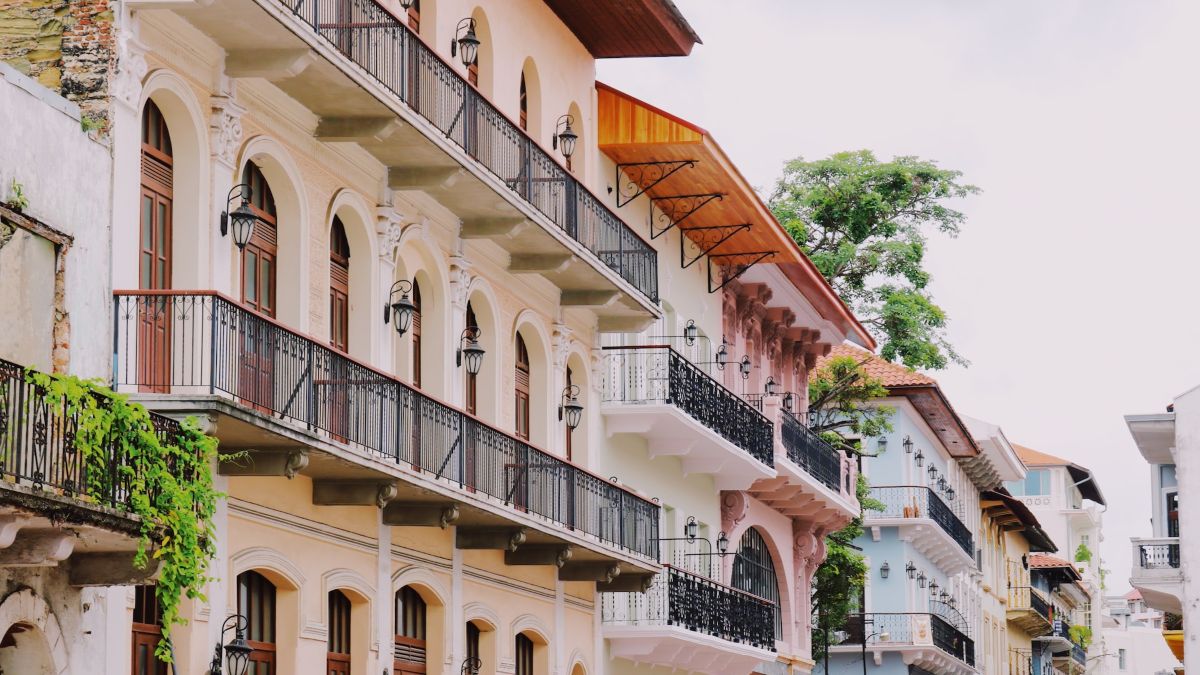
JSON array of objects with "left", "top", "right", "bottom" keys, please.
[{"left": 1094, "top": 592, "right": 1179, "bottom": 675}]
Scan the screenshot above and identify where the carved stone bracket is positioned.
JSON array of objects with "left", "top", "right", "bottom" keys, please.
[
  {"left": 449, "top": 254, "right": 474, "bottom": 310},
  {"left": 210, "top": 95, "right": 245, "bottom": 169},
  {"left": 551, "top": 322, "right": 574, "bottom": 371},
  {"left": 112, "top": 34, "right": 148, "bottom": 111}
]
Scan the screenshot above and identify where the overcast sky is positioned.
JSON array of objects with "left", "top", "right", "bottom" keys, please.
[{"left": 599, "top": 0, "right": 1200, "bottom": 595}]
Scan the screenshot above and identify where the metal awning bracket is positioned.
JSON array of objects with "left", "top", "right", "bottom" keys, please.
[
  {"left": 613, "top": 160, "right": 697, "bottom": 207},
  {"left": 679, "top": 224, "right": 751, "bottom": 269},
  {"left": 649, "top": 193, "right": 724, "bottom": 239},
  {"left": 707, "top": 251, "right": 776, "bottom": 293}
]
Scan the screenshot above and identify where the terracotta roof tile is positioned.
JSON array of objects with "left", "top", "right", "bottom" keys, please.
[
  {"left": 1012, "top": 443, "right": 1072, "bottom": 467},
  {"left": 1124, "top": 589, "right": 1143, "bottom": 601},
  {"left": 1028, "top": 553, "right": 1077, "bottom": 571},
  {"left": 815, "top": 344, "right": 937, "bottom": 387}
]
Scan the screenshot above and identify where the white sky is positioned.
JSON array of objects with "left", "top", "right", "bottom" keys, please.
[{"left": 598, "top": 0, "right": 1200, "bottom": 595}]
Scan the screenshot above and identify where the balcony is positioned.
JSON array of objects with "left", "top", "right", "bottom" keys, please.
[
  {"left": 746, "top": 405, "right": 858, "bottom": 529},
  {"left": 112, "top": 292, "right": 659, "bottom": 582},
  {"left": 151, "top": 0, "right": 658, "bottom": 327},
  {"left": 1007, "top": 586, "right": 1053, "bottom": 636},
  {"left": 865, "top": 486, "right": 975, "bottom": 573},
  {"left": 598, "top": 346, "right": 775, "bottom": 490},
  {"left": 602, "top": 565, "right": 776, "bottom": 675},
  {"left": 1130, "top": 537, "right": 1183, "bottom": 614},
  {"left": 834, "top": 611, "right": 975, "bottom": 672},
  {"left": 0, "top": 358, "right": 190, "bottom": 581}
]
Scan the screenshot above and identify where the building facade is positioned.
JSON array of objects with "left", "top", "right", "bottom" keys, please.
[
  {"left": 0, "top": 1, "right": 875, "bottom": 675},
  {"left": 1095, "top": 591, "right": 1180, "bottom": 675}
]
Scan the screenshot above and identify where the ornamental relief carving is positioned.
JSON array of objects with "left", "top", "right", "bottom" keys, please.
[
  {"left": 721, "top": 491, "right": 749, "bottom": 532},
  {"left": 210, "top": 96, "right": 245, "bottom": 168}
]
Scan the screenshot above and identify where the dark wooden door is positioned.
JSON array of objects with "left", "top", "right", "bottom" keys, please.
[
  {"left": 131, "top": 585, "right": 167, "bottom": 675},
  {"left": 138, "top": 101, "right": 173, "bottom": 393},
  {"left": 326, "top": 218, "right": 351, "bottom": 441},
  {"left": 395, "top": 587, "right": 427, "bottom": 675},
  {"left": 239, "top": 571, "right": 277, "bottom": 675},
  {"left": 327, "top": 590, "right": 352, "bottom": 675},
  {"left": 238, "top": 162, "right": 278, "bottom": 413}
]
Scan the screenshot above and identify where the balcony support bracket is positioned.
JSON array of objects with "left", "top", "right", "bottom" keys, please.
[
  {"left": 650, "top": 193, "right": 724, "bottom": 239},
  {"left": 219, "top": 449, "right": 308, "bottom": 479},
  {"left": 460, "top": 217, "right": 529, "bottom": 240},
  {"left": 504, "top": 545, "right": 573, "bottom": 568},
  {"left": 225, "top": 49, "right": 313, "bottom": 79},
  {"left": 316, "top": 117, "right": 402, "bottom": 143},
  {"left": 596, "top": 572, "right": 655, "bottom": 593},
  {"left": 509, "top": 254, "right": 573, "bottom": 274},
  {"left": 708, "top": 251, "right": 776, "bottom": 293},
  {"left": 456, "top": 527, "right": 527, "bottom": 552},
  {"left": 679, "top": 223, "right": 751, "bottom": 269},
  {"left": 313, "top": 480, "right": 398, "bottom": 508},
  {"left": 70, "top": 552, "right": 161, "bottom": 587},
  {"left": 559, "top": 562, "right": 620, "bottom": 583},
  {"left": 383, "top": 503, "right": 460, "bottom": 529},
  {"left": 614, "top": 160, "right": 697, "bottom": 208}
]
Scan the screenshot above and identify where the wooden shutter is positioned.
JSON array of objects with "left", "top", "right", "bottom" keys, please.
[
  {"left": 238, "top": 571, "right": 277, "bottom": 674},
  {"left": 515, "top": 334, "right": 530, "bottom": 440}
]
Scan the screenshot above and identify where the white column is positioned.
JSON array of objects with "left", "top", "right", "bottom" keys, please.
[
  {"left": 550, "top": 321, "right": 572, "bottom": 457},
  {"left": 447, "top": 253, "right": 472, "bottom": 408},
  {"left": 553, "top": 580, "right": 565, "bottom": 675},
  {"left": 208, "top": 82, "right": 244, "bottom": 297},
  {"left": 378, "top": 514, "right": 392, "bottom": 675},
  {"left": 450, "top": 528, "right": 465, "bottom": 675}
]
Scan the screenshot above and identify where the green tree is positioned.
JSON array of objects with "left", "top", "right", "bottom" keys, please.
[
  {"left": 769, "top": 150, "right": 979, "bottom": 370},
  {"left": 808, "top": 356, "right": 889, "bottom": 658}
]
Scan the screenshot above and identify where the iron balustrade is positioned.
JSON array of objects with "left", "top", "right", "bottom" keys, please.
[
  {"left": 842, "top": 613, "right": 974, "bottom": 666},
  {"left": 598, "top": 346, "right": 773, "bottom": 467},
  {"left": 601, "top": 565, "right": 776, "bottom": 651},
  {"left": 1139, "top": 542, "right": 1180, "bottom": 569},
  {"left": 1069, "top": 643, "right": 1086, "bottom": 665},
  {"left": 931, "top": 614, "right": 975, "bottom": 667},
  {"left": 1049, "top": 619, "right": 1070, "bottom": 641},
  {"left": 111, "top": 291, "right": 660, "bottom": 558},
  {"left": 779, "top": 409, "right": 842, "bottom": 491},
  {"left": 282, "top": 0, "right": 658, "bottom": 303},
  {"left": 1008, "top": 585, "right": 1052, "bottom": 623},
  {"left": 867, "top": 486, "right": 974, "bottom": 556},
  {"left": 0, "top": 358, "right": 187, "bottom": 512}
]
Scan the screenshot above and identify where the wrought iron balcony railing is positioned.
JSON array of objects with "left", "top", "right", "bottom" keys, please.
[
  {"left": 1138, "top": 542, "right": 1181, "bottom": 569},
  {"left": 1069, "top": 642, "right": 1086, "bottom": 665},
  {"left": 779, "top": 409, "right": 842, "bottom": 492},
  {"left": 841, "top": 612, "right": 974, "bottom": 667},
  {"left": 1008, "top": 586, "right": 1052, "bottom": 623},
  {"left": 112, "top": 291, "right": 659, "bottom": 559},
  {"left": 867, "top": 486, "right": 974, "bottom": 556},
  {"left": 282, "top": 0, "right": 658, "bottom": 303},
  {"left": 598, "top": 346, "right": 774, "bottom": 468},
  {"left": 0, "top": 358, "right": 186, "bottom": 512},
  {"left": 602, "top": 565, "right": 776, "bottom": 650}
]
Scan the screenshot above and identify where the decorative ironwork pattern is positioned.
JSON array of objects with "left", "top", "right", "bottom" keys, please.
[
  {"left": 780, "top": 409, "right": 842, "bottom": 491},
  {"left": 113, "top": 292, "right": 660, "bottom": 559},
  {"left": 1139, "top": 543, "right": 1180, "bottom": 568},
  {"left": 0, "top": 358, "right": 186, "bottom": 512},
  {"left": 867, "top": 486, "right": 974, "bottom": 555},
  {"left": 649, "top": 193, "right": 723, "bottom": 239},
  {"left": 601, "top": 565, "right": 776, "bottom": 651},
  {"left": 285, "top": 0, "right": 658, "bottom": 302},
  {"left": 708, "top": 251, "right": 776, "bottom": 293},
  {"left": 931, "top": 614, "right": 975, "bottom": 666},
  {"left": 614, "top": 160, "right": 697, "bottom": 208},
  {"left": 598, "top": 346, "right": 773, "bottom": 468},
  {"left": 1070, "top": 642, "right": 1086, "bottom": 665},
  {"left": 679, "top": 223, "right": 751, "bottom": 269}
]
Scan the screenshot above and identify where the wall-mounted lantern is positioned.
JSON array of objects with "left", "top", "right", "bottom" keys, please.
[
  {"left": 880, "top": 561, "right": 890, "bottom": 579},
  {"left": 209, "top": 615, "right": 253, "bottom": 675},
  {"left": 716, "top": 530, "right": 729, "bottom": 556},
  {"left": 220, "top": 183, "right": 259, "bottom": 250},
  {"left": 384, "top": 280, "right": 416, "bottom": 337},
  {"left": 914, "top": 449, "right": 925, "bottom": 467},
  {"left": 552, "top": 114, "right": 578, "bottom": 161},
  {"left": 917, "top": 572, "right": 927, "bottom": 588},
  {"left": 906, "top": 561, "right": 917, "bottom": 579},
  {"left": 903, "top": 435, "right": 914, "bottom": 454},
  {"left": 739, "top": 355, "right": 752, "bottom": 380},
  {"left": 558, "top": 385, "right": 583, "bottom": 430},
  {"left": 715, "top": 340, "right": 728, "bottom": 369},
  {"left": 782, "top": 392, "right": 794, "bottom": 412},
  {"left": 451, "top": 18, "right": 480, "bottom": 69},
  {"left": 456, "top": 327, "right": 485, "bottom": 375},
  {"left": 765, "top": 376, "right": 780, "bottom": 396},
  {"left": 683, "top": 319, "right": 698, "bottom": 346},
  {"left": 685, "top": 515, "right": 698, "bottom": 541}
]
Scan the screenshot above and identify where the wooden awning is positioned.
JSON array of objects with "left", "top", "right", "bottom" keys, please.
[
  {"left": 596, "top": 82, "right": 873, "bottom": 347},
  {"left": 543, "top": 0, "right": 700, "bottom": 58}
]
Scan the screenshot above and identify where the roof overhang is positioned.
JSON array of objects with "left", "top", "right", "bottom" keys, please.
[
  {"left": 981, "top": 489, "right": 1057, "bottom": 552},
  {"left": 595, "top": 82, "right": 874, "bottom": 349},
  {"left": 886, "top": 385, "right": 979, "bottom": 459},
  {"left": 543, "top": 0, "right": 701, "bottom": 57},
  {"left": 962, "top": 415, "right": 1026, "bottom": 488},
  {"left": 1063, "top": 464, "right": 1106, "bottom": 506},
  {"left": 1125, "top": 413, "right": 1175, "bottom": 465}
]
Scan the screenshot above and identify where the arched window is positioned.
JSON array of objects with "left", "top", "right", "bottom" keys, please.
[
  {"left": 466, "top": 622, "right": 480, "bottom": 665},
  {"left": 238, "top": 571, "right": 277, "bottom": 673},
  {"left": 240, "top": 161, "right": 278, "bottom": 317},
  {"left": 394, "top": 586, "right": 427, "bottom": 675},
  {"left": 465, "top": 302, "right": 478, "bottom": 415},
  {"left": 411, "top": 281, "right": 423, "bottom": 389},
  {"left": 138, "top": 101, "right": 174, "bottom": 393},
  {"left": 515, "top": 634, "right": 534, "bottom": 675},
  {"left": 515, "top": 333, "right": 530, "bottom": 440},
  {"left": 329, "top": 217, "right": 351, "bottom": 353},
  {"left": 519, "top": 74, "right": 528, "bottom": 131},
  {"left": 731, "top": 528, "right": 781, "bottom": 638},
  {"left": 132, "top": 585, "right": 167, "bottom": 675},
  {"left": 327, "top": 590, "right": 352, "bottom": 675}
]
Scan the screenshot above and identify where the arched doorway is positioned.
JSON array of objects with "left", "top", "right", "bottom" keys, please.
[
  {"left": 132, "top": 585, "right": 167, "bottom": 675},
  {"left": 327, "top": 590, "right": 351, "bottom": 675},
  {"left": 731, "top": 527, "right": 781, "bottom": 639},
  {"left": 395, "top": 585, "right": 427, "bottom": 675},
  {"left": 329, "top": 216, "right": 350, "bottom": 353},
  {"left": 238, "top": 570, "right": 278, "bottom": 673},
  {"left": 515, "top": 332, "right": 531, "bottom": 441},
  {"left": 138, "top": 100, "right": 173, "bottom": 392}
]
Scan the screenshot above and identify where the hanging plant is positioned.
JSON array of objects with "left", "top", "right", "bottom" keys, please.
[{"left": 24, "top": 368, "right": 221, "bottom": 662}]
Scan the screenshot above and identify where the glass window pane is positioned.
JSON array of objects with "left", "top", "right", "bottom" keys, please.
[
  {"left": 141, "top": 197, "right": 153, "bottom": 247},
  {"left": 261, "top": 258, "right": 273, "bottom": 310},
  {"left": 141, "top": 253, "right": 152, "bottom": 288},
  {"left": 245, "top": 252, "right": 258, "bottom": 302}
]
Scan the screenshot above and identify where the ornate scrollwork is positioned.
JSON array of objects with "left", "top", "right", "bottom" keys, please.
[
  {"left": 613, "top": 160, "right": 697, "bottom": 207},
  {"left": 649, "top": 193, "right": 724, "bottom": 239},
  {"left": 678, "top": 223, "right": 751, "bottom": 269},
  {"left": 708, "top": 251, "right": 776, "bottom": 294}
]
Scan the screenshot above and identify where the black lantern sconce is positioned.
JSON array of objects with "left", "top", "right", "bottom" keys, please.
[
  {"left": 739, "top": 355, "right": 753, "bottom": 380},
  {"left": 946, "top": 486, "right": 956, "bottom": 501},
  {"left": 939, "top": 590, "right": 951, "bottom": 603},
  {"left": 398, "top": 0, "right": 415, "bottom": 8},
  {"left": 552, "top": 114, "right": 578, "bottom": 161},
  {"left": 929, "top": 580, "right": 939, "bottom": 595},
  {"left": 917, "top": 572, "right": 927, "bottom": 588},
  {"left": 685, "top": 515, "right": 698, "bottom": 541},
  {"left": 903, "top": 435, "right": 914, "bottom": 454},
  {"left": 716, "top": 530, "right": 730, "bottom": 556},
  {"left": 209, "top": 614, "right": 254, "bottom": 675},
  {"left": 558, "top": 385, "right": 583, "bottom": 430},
  {"left": 450, "top": 18, "right": 480, "bottom": 69},
  {"left": 714, "top": 340, "right": 728, "bottom": 369},
  {"left": 765, "top": 376, "right": 780, "bottom": 396},
  {"left": 383, "top": 280, "right": 416, "bottom": 337},
  {"left": 927, "top": 465, "right": 938, "bottom": 481},
  {"left": 947, "top": 597, "right": 957, "bottom": 609},
  {"left": 877, "top": 436, "right": 888, "bottom": 454},
  {"left": 880, "top": 561, "right": 890, "bottom": 579},
  {"left": 220, "top": 183, "right": 259, "bottom": 250},
  {"left": 461, "top": 657, "right": 482, "bottom": 675},
  {"left": 683, "top": 319, "right": 699, "bottom": 346},
  {"left": 914, "top": 448, "right": 925, "bottom": 467},
  {"left": 782, "top": 391, "right": 795, "bottom": 412},
  {"left": 456, "top": 327, "right": 485, "bottom": 375},
  {"left": 937, "top": 476, "right": 948, "bottom": 491},
  {"left": 906, "top": 561, "right": 916, "bottom": 579}
]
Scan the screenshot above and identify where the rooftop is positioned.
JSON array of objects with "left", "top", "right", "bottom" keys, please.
[
  {"left": 1013, "top": 444, "right": 1106, "bottom": 506},
  {"left": 544, "top": 0, "right": 702, "bottom": 58}
]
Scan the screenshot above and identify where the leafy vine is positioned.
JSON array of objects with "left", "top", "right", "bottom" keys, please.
[{"left": 24, "top": 369, "right": 221, "bottom": 661}]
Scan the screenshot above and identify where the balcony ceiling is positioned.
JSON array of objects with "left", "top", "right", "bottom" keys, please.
[
  {"left": 543, "top": 0, "right": 701, "bottom": 57},
  {"left": 605, "top": 625, "right": 773, "bottom": 675},
  {"left": 867, "top": 517, "right": 975, "bottom": 576}
]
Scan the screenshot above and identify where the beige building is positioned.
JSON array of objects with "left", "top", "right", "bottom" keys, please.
[{"left": 1, "top": 1, "right": 874, "bottom": 674}]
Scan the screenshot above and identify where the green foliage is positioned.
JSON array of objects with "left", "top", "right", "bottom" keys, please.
[
  {"left": 24, "top": 369, "right": 221, "bottom": 661},
  {"left": 808, "top": 355, "right": 894, "bottom": 452},
  {"left": 1074, "top": 542, "right": 1093, "bottom": 563},
  {"left": 80, "top": 115, "right": 103, "bottom": 133},
  {"left": 1069, "top": 624, "right": 1093, "bottom": 649},
  {"left": 8, "top": 179, "right": 28, "bottom": 212},
  {"left": 768, "top": 150, "right": 979, "bottom": 370}
]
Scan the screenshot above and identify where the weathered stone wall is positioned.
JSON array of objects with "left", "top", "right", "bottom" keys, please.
[{"left": 0, "top": 0, "right": 114, "bottom": 129}]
